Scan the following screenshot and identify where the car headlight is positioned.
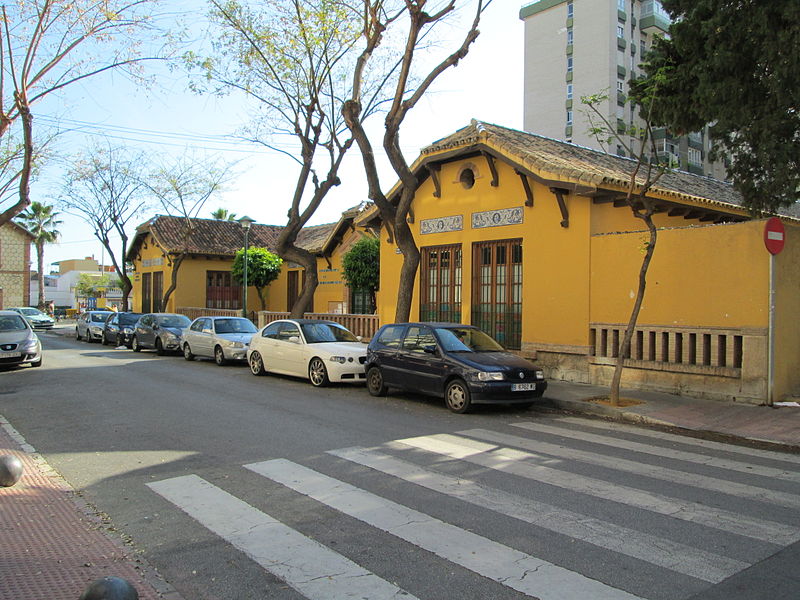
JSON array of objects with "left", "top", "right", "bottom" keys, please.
[
  {"left": 90, "top": 325, "right": 102, "bottom": 333},
  {"left": 122, "top": 327, "right": 133, "bottom": 334},
  {"left": 20, "top": 339, "right": 39, "bottom": 352},
  {"left": 476, "top": 371, "right": 504, "bottom": 381},
  {"left": 535, "top": 369, "right": 544, "bottom": 380},
  {"left": 329, "top": 356, "right": 347, "bottom": 364},
  {"left": 228, "top": 341, "right": 245, "bottom": 349},
  {"left": 164, "top": 332, "right": 179, "bottom": 342}
]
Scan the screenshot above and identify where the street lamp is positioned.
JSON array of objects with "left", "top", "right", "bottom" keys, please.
[{"left": 238, "top": 215, "right": 255, "bottom": 319}]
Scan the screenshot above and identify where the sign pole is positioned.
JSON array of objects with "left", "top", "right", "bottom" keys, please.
[{"left": 768, "top": 253, "right": 775, "bottom": 407}]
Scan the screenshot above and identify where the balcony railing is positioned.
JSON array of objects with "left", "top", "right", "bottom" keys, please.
[{"left": 257, "top": 311, "right": 380, "bottom": 340}]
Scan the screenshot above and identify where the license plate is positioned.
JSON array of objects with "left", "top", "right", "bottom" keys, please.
[
  {"left": 0, "top": 351, "right": 21, "bottom": 358},
  {"left": 511, "top": 383, "right": 536, "bottom": 392}
]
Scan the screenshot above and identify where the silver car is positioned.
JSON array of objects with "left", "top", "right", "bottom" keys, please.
[
  {"left": 0, "top": 310, "right": 42, "bottom": 368},
  {"left": 182, "top": 316, "right": 258, "bottom": 365},
  {"left": 9, "top": 307, "right": 55, "bottom": 329},
  {"left": 76, "top": 310, "right": 114, "bottom": 342},
  {"left": 131, "top": 313, "right": 192, "bottom": 355}
]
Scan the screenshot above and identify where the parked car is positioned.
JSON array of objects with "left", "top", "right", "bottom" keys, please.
[
  {"left": 365, "top": 322, "right": 547, "bottom": 413},
  {"left": 8, "top": 306, "right": 55, "bottom": 329},
  {"left": 182, "top": 316, "right": 258, "bottom": 365},
  {"left": 131, "top": 313, "right": 192, "bottom": 355},
  {"left": 102, "top": 312, "right": 142, "bottom": 347},
  {"left": 76, "top": 310, "right": 114, "bottom": 342},
  {"left": 0, "top": 310, "right": 42, "bottom": 368},
  {"left": 247, "top": 319, "right": 367, "bottom": 386}
]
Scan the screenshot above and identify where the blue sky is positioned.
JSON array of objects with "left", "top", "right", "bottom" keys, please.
[{"left": 38, "top": 0, "right": 525, "bottom": 271}]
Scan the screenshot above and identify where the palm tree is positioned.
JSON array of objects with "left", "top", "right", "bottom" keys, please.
[
  {"left": 17, "top": 202, "right": 62, "bottom": 309},
  {"left": 210, "top": 207, "right": 237, "bottom": 221}
]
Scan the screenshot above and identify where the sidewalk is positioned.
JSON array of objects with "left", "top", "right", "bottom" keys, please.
[
  {"left": 0, "top": 418, "right": 180, "bottom": 600},
  {"left": 542, "top": 380, "right": 800, "bottom": 451}
]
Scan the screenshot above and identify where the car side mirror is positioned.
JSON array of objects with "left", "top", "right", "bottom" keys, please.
[
  {"left": 356, "top": 335, "right": 363, "bottom": 343},
  {"left": 288, "top": 336, "right": 301, "bottom": 344},
  {"left": 152, "top": 323, "right": 159, "bottom": 330},
  {"left": 423, "top": 344, "right": 438, "bottom": 355}
]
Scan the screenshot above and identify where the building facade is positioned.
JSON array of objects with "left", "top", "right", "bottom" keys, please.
[
  {"left": 519, "top": 0, "right": 725, "bottom": 179},
  {"left": 367, "top": 120, "right": 800, "bottom": 404},
  {"left": 0, "top": 222, "right": 34, "bottom": 308}
]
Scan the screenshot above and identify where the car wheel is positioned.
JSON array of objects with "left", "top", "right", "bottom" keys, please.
[
  {"left": 155, "top": 337, "right": 165, "bottom": 356},
  {"left": 183, "top": 343, "right": 194, "bottom": 361},
  {"left": 445, "top": 378, "right": 472, "bottom": 414},
  {"left": 101, "top": 332, "right": 109, "bottom": 346},
  {"left": 214, "top": 346, "right": 227, "bottom": 366},
  {"left": 115, "top": 334, "right": 123, "bottom": 347},
  {"left": 131, "top": 336, "right": 141, "bottom": 352},
  {"left": 308, "top": 357, "right": 329, "bottom": 387},
  {"left": 249, "top": 351, "right": 266, "bottom": 376},
  {"left": 85, "top": 331, "right": 94, "bottom": 343},
  {"left": 366, "top": 366, "right": 388, "bottom": 397},
  {"left": 75, "top": 328, "right": 82, "bottom": 341},
  {"left": 31, "top": 357, "right": 42, "bottom": 368}
]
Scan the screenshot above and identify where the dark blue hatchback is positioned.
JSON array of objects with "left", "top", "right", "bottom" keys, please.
[{"left": 365, "top": 322, "right": 547, "bottom": 413}]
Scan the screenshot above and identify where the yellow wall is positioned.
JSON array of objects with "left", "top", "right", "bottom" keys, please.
[
  {"left": 590, "top": 221, "right": 769, "bottom": 328},
  {"left": 774, "top": 223, "right": 800, "bottom": 399}
]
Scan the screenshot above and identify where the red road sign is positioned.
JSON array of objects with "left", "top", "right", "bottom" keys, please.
[{"left": 764, "top": 217, "right": 785, "bottom": 255}]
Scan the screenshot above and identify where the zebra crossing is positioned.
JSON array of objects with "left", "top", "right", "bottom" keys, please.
[{"left": 147, "top": 417, "right": 800, "bottom": 600}]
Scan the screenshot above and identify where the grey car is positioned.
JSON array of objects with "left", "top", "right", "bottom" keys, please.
[
  {"left": 0, "top": 310, "right": 42, "bottom": 368},
  {"left": 182, "top": 316, "right": 258, "bottom": 365},
  {"left": 8, "top": 307, "right": 55, "bottom": 329},
  {"left": 76, "top": 310, "right": 114, "bottom": 342},
  {"left": 131, "top": 313, "right": 192, "bottom": 355}
]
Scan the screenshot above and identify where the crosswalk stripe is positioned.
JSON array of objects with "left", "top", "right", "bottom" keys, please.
[
  {"left": 549, "top": 417, "right": 800, "bottom": 465},
  {"left": 147, "top": 474, "right": 419, "bottom": 600},
  {"left": 392, "top": 434, "right": 800, "bottom": 545},
  {"left": 513, "top": 421, "right": 800, "bottom": 481},
  {"left": 245, "top": 458, "right": 643, "bottom": 600},
  {"left": 328, "top": 445, "right": 747, "bottom": 583},
  {"left": 461, "top": 428, "right": 800, "bottom": 509}
]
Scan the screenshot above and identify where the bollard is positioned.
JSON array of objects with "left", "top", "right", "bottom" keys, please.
[
  {"left": 0, "top": 454, "right": 23, "bottom": 487},
  {"left": 79, "top": 576, "right": 139, "bottom": 600}
]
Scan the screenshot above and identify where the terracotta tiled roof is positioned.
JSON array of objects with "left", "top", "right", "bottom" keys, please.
[
  {"left": 421, "top": 120, "right": 800, "bottom": 219},
  {"left": 128, "top": 215, "right": 340, "bottom": 260}
]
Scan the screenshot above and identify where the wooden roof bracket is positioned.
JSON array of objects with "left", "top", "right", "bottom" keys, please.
[
  {"left": 482, "top": 151, "right": 499, "bottom": 187},
  {"left": 517, "top": 170, "right": 534, "bottom": 206},
  {"left": 427, "top": 164, "right": 442, "bottom": 198},
  {"left": 550, "top": 187, "right": 570, "bottom": 228}
]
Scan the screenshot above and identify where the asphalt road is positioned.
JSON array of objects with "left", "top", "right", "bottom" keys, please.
[{"left": 2, "top": 330, "right": 799, "bottom": 600}]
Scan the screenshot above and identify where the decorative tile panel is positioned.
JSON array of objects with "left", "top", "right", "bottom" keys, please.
[
  {"left": 420, "top": 215, "right": 463, "bottom": 235},
  {"left": 471, "top": 207, "right": 524, "bottom": 229}
]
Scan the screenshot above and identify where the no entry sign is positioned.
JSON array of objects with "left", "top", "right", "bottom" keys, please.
[{"left": 764, "top": 217, "right": 785, "bottom": 255}]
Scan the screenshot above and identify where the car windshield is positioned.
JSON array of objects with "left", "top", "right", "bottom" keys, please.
[
  {"left": 90, "top": 313, "right": 111, "bottom": 322},
  {"left": 435, "top": 327, "right": 505, "bottom": 352},
  {"left": 118, "top": 313, "right": 141, "bottom": 326},
  {"left": 214, "top": 318, "right": 257, "bottom": 334},
  {"left": 0, "top": 315, "right": 28, "bottom": 331},
  {"left": 301, "top": 322, "right": 358, "bottom": 344},
  {"left": 19, "top": 308, "right": 41, "bottom": 316},
  {"left": 158, "top": 315, "right": 191, "bottom": 328}
]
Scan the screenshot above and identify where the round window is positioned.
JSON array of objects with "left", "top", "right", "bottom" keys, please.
[{"left": 459, "top": 168, "right": 475, "bottom": 189}]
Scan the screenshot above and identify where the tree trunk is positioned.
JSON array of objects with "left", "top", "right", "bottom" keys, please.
[
  {"left": 393, "top": 219, "right": 420, "bottom": 323},
  {"left": 609, "top": 212, "right": 658, "bottom": 405},
  {"left": 256, "top": 287, "right": 267, "bottom": 311},
  {"left": 281, "top": 246, "right": 318, "bottom": 318},
  {"left": 36, "top": 241, "right": 45, "bottom": 308},
  {"left": 161, "top": 254, "right": 185, "bottom": 312}
]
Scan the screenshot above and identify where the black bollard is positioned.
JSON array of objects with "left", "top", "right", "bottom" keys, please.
[
  {"left": 79, "top": 576, "right": 139, "bottom": 600},
  {"left": 0, "top": 454, "right": 23, "bottom": 487}
]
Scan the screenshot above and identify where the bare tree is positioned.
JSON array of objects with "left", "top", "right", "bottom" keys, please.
[
  {"left": 342, "top": 0, "right": 491, "bottom": 322},
  {"left": 191, "top": 0, "right": 384, "bottom": 316},
  {"left": 581, "top": 89, "right": 670, "bottom": 406},
  {"left": 58, "top": 143, "right": 150, "bottom": 311},
  {"left": 0, "top": 0, "right": 161, "bottom": 227},
  {"left": 145, "top": 154, "right": 232, "bottom": 311}
]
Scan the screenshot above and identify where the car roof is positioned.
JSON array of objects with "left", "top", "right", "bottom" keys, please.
[
  {"left": 381, "top": 322, "right": 475, "bottom": 329},
  {"left": 269, "top": 318, "right": 344, "bottom": 325},
  {"left": 0, "top": 309, "right": 27, "bottom": 316}
]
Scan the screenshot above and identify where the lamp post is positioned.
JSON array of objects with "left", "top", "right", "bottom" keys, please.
[{"left": 238, "top": 216, "right": 255, "bottom": 319}]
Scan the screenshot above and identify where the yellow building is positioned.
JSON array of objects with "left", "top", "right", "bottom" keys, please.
[
  {"left": 366, "top": 120, "right": 800, "bottom": 403},
  {"left": 126, "top": 207, "right": 375, "bottom": 317},
  {"left": 0, "top": 221, "right": 34, "bottom": 308}
]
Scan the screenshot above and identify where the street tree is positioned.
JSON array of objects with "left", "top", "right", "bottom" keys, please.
[
  {"left": 145, "top": 154, "right": 232, "bottom": 311},
  {"left": 631, "top": 0, "right": 799, "bottom": 212},
  {"left": 581, "top": 80, "right": 671, "bottom": 406},
  {"left": 57, "top": 143, "right": 150, "bottom": 311},
  {"left": 231, "top": 247, "right": 283, "bottom": 311},
  {"left": 16, "top": 201, "right": 62, "bottom": 309},
  {"left": 211, "top": 208, "right": 237, "bottom": 221},
  {"left": 190, "top": 0, "right": 384, "bottom": 317},
  {"left": 0, "top": 0, "right": 161, "bottom": 227},
  {"left": 341, "top": 235, "right": 379, "bottom": 313},
  {"left": 75, "top": 273, "right": 119, "bottom": 302},
  {"left": 342, "top": 0, "right": 491, "bottom": 322}
]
